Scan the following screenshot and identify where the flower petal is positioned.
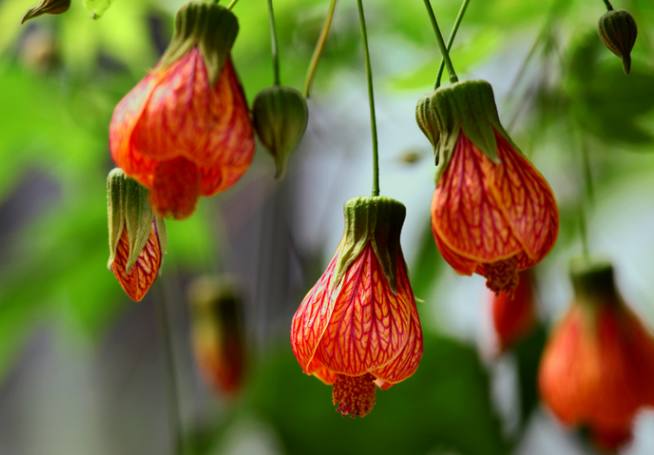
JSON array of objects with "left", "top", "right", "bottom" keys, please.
[
  {"left": 110, "top": 225, "right": 162, "bottom": 302},
  {"left": 432, "top": 134, "right": 525, "bottom": 264},
  {"left": 290, "top": 255, "right": 339, "bottom": 373},
  {"left": 312, "top": 245, "right": 412, "bottom": 376},
  {"left": 150, "top": 157, "right": 200, "bottom": 220},
  {"left": 485, "top": 133, "right": 558, "bottom": 263}
]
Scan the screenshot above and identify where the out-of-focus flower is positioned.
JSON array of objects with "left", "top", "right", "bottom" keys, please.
[
  {"left": 188, "top": 276, "right": 246, "bottom": 397},
  {"left": 20, "top": 28, "right": 60, "bottom": 73},
  {"left": 291, "top": 196, "right": 423, "bottom": 417},
  {"left": 539, "top": 260, "right": 654, "bottom": 450},
  {"left": 107, "top": 168, "right": 166, "bottom": 302},
  {"left": 416, "top": 80, "right": 559, "bottom": 293},
  {"left": 21, "top": 0, "right": 70, "bottom": 24},
  {"left": 252, "top": 86, "right": 308, "bottom": 178},
  {"left": 490, "top": 270, "right": 535, "bottom": 353},
  {"left": 110, "top": 1, "right": 254, "bottom": 219},
  {"left": 598, "top": 9, "right": 638, "bottom": 74}
]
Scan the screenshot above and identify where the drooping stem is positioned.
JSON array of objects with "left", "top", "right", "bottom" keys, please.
[
  {"left": 157, "top": 281, "right": 184, "bottom": 455},
  {"left": 226, "top": 0, "right": 239, "bottom": 10},
  {"left": 602, "top": 0, "right": 614, "bottom": 11},
  {"left": 423, "top": 0, "right": 458, "bottom": 83},
  {"left": 304, "top": 0, "right": 337, "bottom": 98},
  {"left": 435, "top": 0, "right": 470, "bottom": 88},
  {"left": 266, "top": 0, "right": 281, "bottom": 85},
  {"left": 578, "top": 204, "right": 590, "bottom": 262},
  {"left": 356, "top": 0, "right": 380, "bottom": 197}
]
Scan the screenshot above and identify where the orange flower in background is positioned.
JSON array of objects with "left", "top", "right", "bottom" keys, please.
[
  {"left": 490, "top": 270, "right": 536, "bottom": 353},
  {"left": 417, "top": 80, "right": 559, "bottom": 293},
  {"left": 110, "top": 2, "right": 254, "bottom": 219},
  {"left": 106, "top": 168, "right": 166, "bottom": 302},
  {"left": 539, "top": 261, "right": 654, "bottom": 450},
  {"left": 291, "top": 197, "right": 423, "bottom": 417},
  {"left": 188, "top": 276, "right": 246, "bottom": 397}
]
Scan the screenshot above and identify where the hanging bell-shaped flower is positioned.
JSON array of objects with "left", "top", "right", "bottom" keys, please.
[
  {"left": 188, "top": 276, "right": 246, "bottom": 397},
  {"left": 107, "top": 168, "right": 166, "bottom": 302},
  {"left": 291, "top": 196, "right": 423, "bottom": 417},
  {"left": 416, "top": 80, "right": 559, "bottom": 293},
  {"left": 21, "top": 0, "right": 70, "bottom": 24},
  {"left": 252, "top": 86, "right": 309, "bottom": 178},
  {"left": 598, "top": 9, "right": 638, "bottom": 74}
]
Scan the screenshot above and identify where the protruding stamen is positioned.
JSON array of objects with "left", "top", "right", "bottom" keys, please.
[
  {"left": 332, "top": 373, "right": 376, "bottom": 418},
  {"left": 484, "top": 256, "right": 519, "bottom": 294}
]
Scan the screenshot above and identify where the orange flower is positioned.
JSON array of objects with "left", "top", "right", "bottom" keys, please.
[
  {"left": 490, "top": 270, "right": 535, "bottom": 352},
  {"left": 188, "top": 277, "right": 246, "bottom": 397},
  {"left": 110, "top": 2, "right": 254, "bottom": 219},
  {"left": 106, "top": 168, "right": 165, "bottom": 302},
  {"left": 417, "top": 81, "right": 558, "bottom": 293},
  {"left": 539, "top": 261, "right": 654, "bottom": 450},
  {"left": 291, "top": 197, "right": 423, "bottom": 417}
]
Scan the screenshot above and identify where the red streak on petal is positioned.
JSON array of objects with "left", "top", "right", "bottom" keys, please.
[
  {"left": 151, "top": 157, "right": 200, "bottom": 219},
  {"left": 312, "top": 245, "right": 412, "bottom": 376},
  {"left": 432, "top": 133, "right": 558, "bottom": 270},
  {"left": 110, "top": 227, "right": 161, "bottom": 302}
]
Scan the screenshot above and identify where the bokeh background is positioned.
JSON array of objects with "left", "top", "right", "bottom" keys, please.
[{"left": 1, "top": 0, "right": 654, "bottom": 454}]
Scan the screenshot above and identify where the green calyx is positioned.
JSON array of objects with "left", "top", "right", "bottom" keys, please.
[
  {"left": 416, "top": 80, "right": 513, "bottom": 180},
  {"left": 252, "top": 86, "right": 309, "bottom": 179},
  {"left": 569, "top": 258, "right": 620, "bottom": 306},
  {"left": 106, "top": 168, "right": 167, "bottom": 272},
  {"left": 598, "top": 10, "right": 637, "bottom": 74},
  {"left": 160, "top": 1, "right": 239, "bottom": 83},
  {"left": 334, "top": 196, "right": 406, "bottom": 292}
]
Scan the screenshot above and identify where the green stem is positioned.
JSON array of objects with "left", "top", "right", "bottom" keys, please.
[
  {"left": 304, "top": 0, "right": 337, "bottom": 98},
  {"left": 578, "top": 204, "right": 590, "bottom": 262},
  {"left": 356, "top": 0, "right": 380, "bottom": 196},
  {"left": 602, "top": 0, "right": 614, "bottom": 11},
  {"left": 435, "top": 0, "right": 470, "bottom": 88},
  {"left": 226, "top": 0, "right": 239, "bottom": 10},
  {"left": 267, "top": 0, "right": 281, "bottom": 85},
  {"left": 423, "top": 0, "right": 458, "bottom": 83},
  {"left": 157, "top": 281, "right": 184, "bottom": 455}
]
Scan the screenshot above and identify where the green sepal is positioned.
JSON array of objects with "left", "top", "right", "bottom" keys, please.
[
  {"left": 106, "top": 168, "right": 162, "bottom": 273},
  {"left": 416, "top": 80, "right": 515, "bottom": 181},
  {"left": 160, "top": 1, "right": 239, "bottom": 83},
  {"left": 598, "top": 10, "right": 637, "bottom": 74},
  {"left": 252, "top": 86, "right": 309, "bottom": 179},
  {"left": 21, "top": 0, "right": 70, "bottom": 24},
  {"left": 333, "top": 196, "right": 406, "bottom": 292},
  {"left": 569, "top": 258, "right": 620, "bottom": 305}
]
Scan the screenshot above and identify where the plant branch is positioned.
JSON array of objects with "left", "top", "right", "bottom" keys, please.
[
  {"left": 436, "top": 0, "right": 470, "bottom": 88},
  {"left": 423, "top": 0, "right": 458, "bottom": 83},
  {"left": 304, "top": 0, "right": 337, "bottom": 98},
  {"left": 267, "top": 0, "right": 281, "bottom": 85}
]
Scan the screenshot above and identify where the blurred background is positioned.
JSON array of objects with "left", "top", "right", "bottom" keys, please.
[{"left": 1, "top": 0, "right": 654, "bottom": 454}]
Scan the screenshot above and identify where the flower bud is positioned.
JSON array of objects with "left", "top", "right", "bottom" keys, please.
[
  {"left": 21, "top": 0, "right": 70, "bottom": 24},
  {"left": 107, "top": 168, "right": 166, "bottom": 302},
  {"left": 598, "top": 9, "right": 637, "bottom": 74},
  {"left": 188, "top": 276, "right": 246, "bottom": 397},
  {"left": 252, "top": 86, "right": 309, "bottom": 178}
]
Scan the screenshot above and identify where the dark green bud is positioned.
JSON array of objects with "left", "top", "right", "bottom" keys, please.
[
  {"left": 21, "top": 0, "right": 70, "bottom": 24},
  {"left": 598, "top": 10, "right": 637, "bottom": 74},
  {"left": 253, "top": 86, "right": 309, "bottom": 179}
]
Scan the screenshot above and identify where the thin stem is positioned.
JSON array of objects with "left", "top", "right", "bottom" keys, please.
[
  {"left": 267, "top": 0, "right": 281, "bottom": 85},
  {"left": 423, "top": 0, "right": 458, "bottom": 83},
  {"left": 226, "top": 0, "right": 239, "bottom": 10},
  {"left": 602, "top": 0, "right": 614, "bottom": 11},
  {"left": 304, "top": 0, "right": 337, "bottom": 98},
  {"left": 580, "top": 141, "right": 595, "bottom": 206},
  {"left": 578, "top": 204, "right": 591, "bottom": 262},
  {"left": 356, "top": 0, "right": 380, "bottom": 196},
  {"left": 435, "top": 0, "right": 470, "bottom": 88},
  {"left": 157, "top": 281, "right": 184, "bottom": 455}
]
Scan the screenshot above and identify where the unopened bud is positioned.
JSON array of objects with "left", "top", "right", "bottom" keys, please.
[
  {"left": 107, "top": 168, "right": 166, "bottom": 302},
  {"left": 598, "top": 10, "right": 638, "bottom": 74},
  {"left": 252, "top": 86, "right": 308, "bottom": 179},
  {"left": 22, "top": 0, "right": 70, "bottom": 24}
]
